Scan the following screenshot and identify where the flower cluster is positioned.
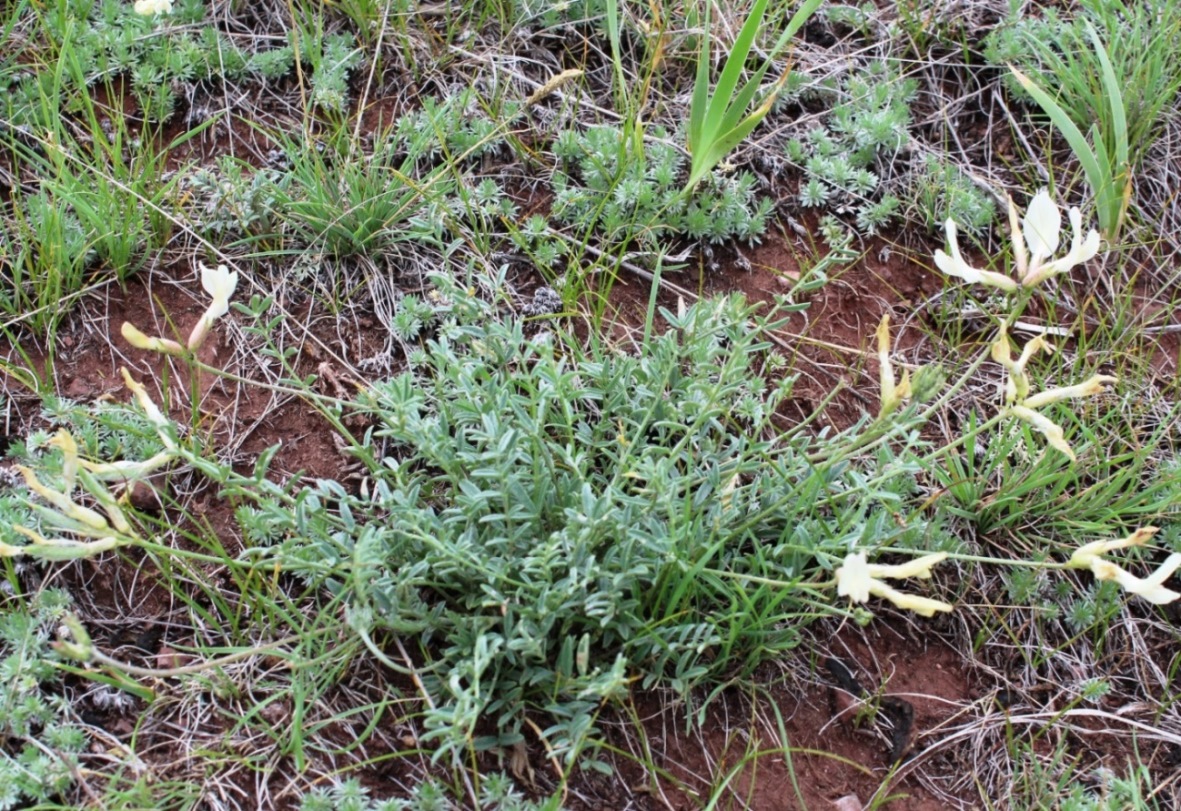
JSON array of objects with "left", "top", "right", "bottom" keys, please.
[
  {"left": 835, "top": 552, "right": 954, "bottom": 616},
  {"left": 3, "top": 369, "right": 179, "bottom": 560},
  {"left": 934, "top": 188, "right": 1100, "bottom": 291},
  {"left": 934, "top": 191, "right": 1114, "bottom": 460},
  {"left": 991, "top": 323, "right": 1116, "bottom": 461},
  {"left": 122, "top": 262, "right": 238, "bottom": 355},
  {"left": 1068, "top": 528, "right": 1181, "bottom": 605}
]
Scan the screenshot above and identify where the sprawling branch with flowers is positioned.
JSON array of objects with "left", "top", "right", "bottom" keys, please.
[
  {"left": 3, "top": 370, "right": 179, "bottom": 560},
  {"left": 931, "top": 190, "right": 1115, "bottom": 460}
]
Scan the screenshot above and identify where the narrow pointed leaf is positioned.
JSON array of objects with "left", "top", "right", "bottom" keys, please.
[
  {"left": 688, "top": 1, "right": 712, "bottom": 151},
  {"left": 709, "top": 0, "right": 771, "bottom": 136},
  {"left": 1011, "top": 67, "right": 1109, "bottom": 224}
]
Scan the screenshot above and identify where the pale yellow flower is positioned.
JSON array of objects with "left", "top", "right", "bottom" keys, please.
[
  {"left": 876, "top": 315, "right": 911, "bottom": 417},
  {"left": 1021, "top": 374, "right": 1118, "bottom": 409},
  {"left": 120, "top": 368, "right": 176, "bottom": 449},
  {"left": 121, "top": 322, "right": 184, "bottom": 356},
  {"left": 133, "top": 0, "right": 172, "bottom": 15},
  {"left": 836, "top": 552, "right": 953, "bottom": 617}
]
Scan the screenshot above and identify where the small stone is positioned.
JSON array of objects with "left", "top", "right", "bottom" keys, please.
[{"left": 832, "top": 795, "right": 863, "bottom": 811}]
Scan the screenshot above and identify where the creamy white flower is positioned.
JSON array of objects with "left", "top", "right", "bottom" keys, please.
[
  {"left": 1091, "top": 556, "right": 1181, "bottom": 605},
  {"left": 134, "top": 0, "right": 172, "bottom": 15},
  {"left": 199, "top": 263, "right": 238, "bottom": 321},
  {"left": 836, "top": 552, "right": 953, "bottom": 617},
  {"left": 934, "top": 190, "right": 1100, "bottom": 291},
  {"left": 187, "top": 263, "right": 239, "bottom": 349},
  {"left": 1022, "top": 188, "right": 1061, "bottom": 266},
  {"left": 933, "top": 220, "right": 1019, "bottom": 291},
  {"left": 1023, "top": 205, "right": 1101, "bottom": 287},
  {"left": 1066, "top": 528, "right": 1179, "bottom": 605}
]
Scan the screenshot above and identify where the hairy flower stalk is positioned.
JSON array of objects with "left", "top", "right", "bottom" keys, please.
[
  {"left": 835, "top": 552, "right": 953, "bottom": 617},
  {"left": 1067, "top": 528, "right": 1181, "bottom": 605}
]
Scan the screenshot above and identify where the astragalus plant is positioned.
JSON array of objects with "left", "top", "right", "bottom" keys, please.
[{"left": 228, "top": 270, "right": 941, "bottom": 766}]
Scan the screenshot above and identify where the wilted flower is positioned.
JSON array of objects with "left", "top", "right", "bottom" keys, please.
[
  {"left": 134, "top": 0, "right": 173, "bottom": 15},
  {"left": 934, "top": 189, "right": 1100, "bottom": 291},
  {"left": 836, "top": 552, "right": 953, "bottom": 617},
  {"left": 1066, "top": 528, "right": 1181, "bottom": 605},
  {"left": 1068, "top": 527, "right": 1158, "bottom": 570},
  {"left": 1008, "top": 405, "right": 1076, "bottom": 461},
  {"left": 1021, "top": 374, "right": 1118, "bottom": 409},
  {"left": 876, "top": 314, "right": 911, "bottom": 417},
  {"left": 991, "top": 324, "right": 1054, "bottom": 404}
]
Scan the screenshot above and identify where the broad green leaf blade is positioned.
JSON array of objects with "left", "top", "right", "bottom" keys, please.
[
  {"left": 1085, "top": 17, "right": 1133, "bottom": 240},
  {"left": 1084, "top": 20, "right": 1128, "bottom": 173},
  {"left": 713, "top": 63, "right": 773, "bottom": 142},
  {"left": 1088, "top": 125, "right": 1117, "bottom": 235}
]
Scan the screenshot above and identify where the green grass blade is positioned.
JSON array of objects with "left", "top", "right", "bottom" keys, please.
[
  {"left": 1010, "top": 67, "right": 1109, "bottom": 212},
  {"left": 1087, "top": 125, "right": 1117, "bottom": 235},
  {"left": 713, "top": 63, "right": 772, "bottom": 140},
  {"left": 707, "top": 0, "right": 770, "bottom": 139},
  {"left": 768, "top": 0, "right": 826, "bottom": 57},
  {"left": 688, "top": 0, "right": 712, "bottom": 150},
  {"left": 1084, "top": 20, "right": 1128, "bottom": 174}
]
